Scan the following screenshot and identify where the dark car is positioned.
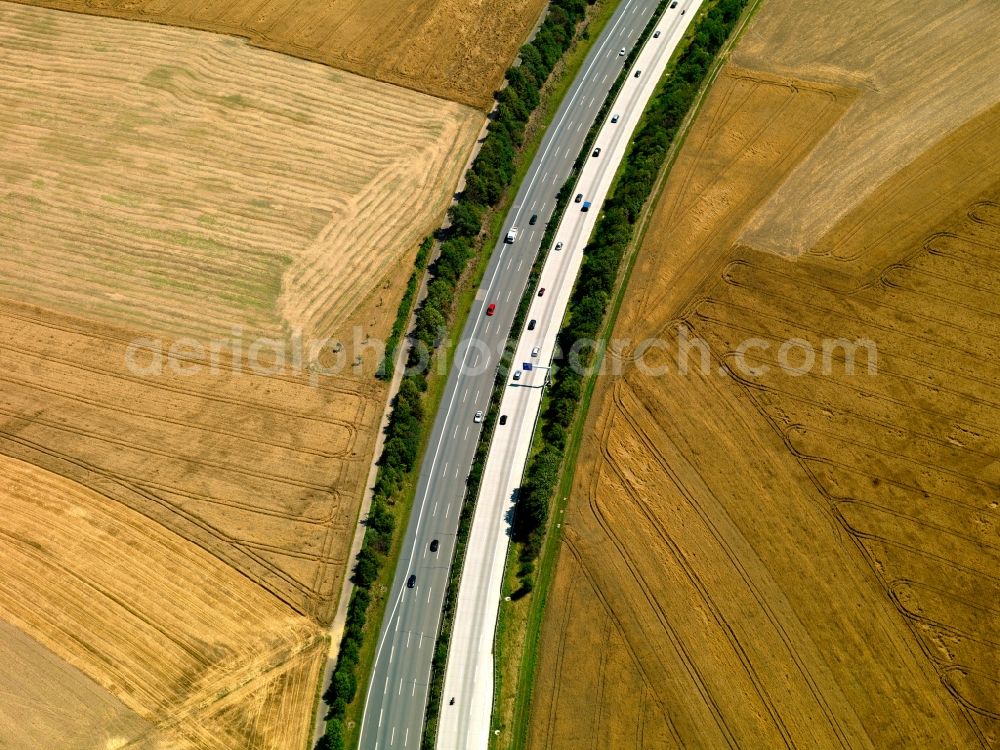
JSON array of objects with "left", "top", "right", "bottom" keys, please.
[
  {"left": 538, "top": 287, "right": 545, "bottom": 297},
  {"left": 574, "top": 193, "right": 583, "bottom": 203},
  {"left": 527, "top": 319, "right": 537, "bottom": 331},
  {"left": 407, "top": 574, "right": 416, "bottom": 588},
  {"left": 529, "top": 213, "right": 538, "bottom": 225},
  {"left": 592, "top": 147, "right": 601, "bottom": 157},
  {"left": 654, "top": 30, "right": 661, "bottom": 38},
  {"left": 499, "top": 415, "right": 508, "bottom": 425},
  {"left": 634, "top": 69, "right": 642, "bottom": 78},
  {"left": 430, "top": 539, "right": 439, "bottom": 552}
]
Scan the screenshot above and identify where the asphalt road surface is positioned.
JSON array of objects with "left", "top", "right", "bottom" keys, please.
[
  {"left": 436, "top": 3, "right": 703, "bottom": 747},
  {"left": 358, "top": 1, "right": 668, "bottom": 747}
]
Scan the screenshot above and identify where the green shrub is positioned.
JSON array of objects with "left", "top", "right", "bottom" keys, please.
[{"left": 512, "top": 0, "right": 751, "bottom": 580}]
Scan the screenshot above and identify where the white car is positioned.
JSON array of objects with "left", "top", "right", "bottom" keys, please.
[
  {"left": 505, "top": 227, "right": 518, "bottom": 243},
  {"left": 618, "top": 47, "right": 626, "bottom": 56},
  {"left": 474, "top": 410, "right": 483, "bottom": 423},
  {"left": 611, "top": 114, "right": 620, "bottom": 123},
  {"left": 555, "top": 241, "right": 564, "bottom": 251},
  {"left": 512, "top": 370, "right": 522, "bottom": 381},
  {"left": 531, "top": 346, "right": 540, "bottom": 357}
]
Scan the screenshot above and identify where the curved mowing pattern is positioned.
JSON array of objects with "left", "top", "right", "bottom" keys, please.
[
  {"left": 0, "top": 452, "right": 327, "bottom": 749},
  {"left": 529, "top": 65, "right": 1000, "bottom": 748},
  {"left": 0, "top": 3, "right": 481, "bottom": 344}
]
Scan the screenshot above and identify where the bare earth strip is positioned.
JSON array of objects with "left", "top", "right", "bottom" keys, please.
[
  {"left": 0, "top": 453, "right": 326, "bottom": 749},
  {"left": 5, "top": 0, "right": 545, "bottom": 108},
  {"left": 0, "top": 1, "right": 483, "bottom": 344},
  {"left": 528, "top": 46, "right": 1000, "bottom": 750}
]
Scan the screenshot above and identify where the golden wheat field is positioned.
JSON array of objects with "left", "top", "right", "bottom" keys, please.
[
  {"left": 8, "top": 0, "right": 546, "bottom": 109},
  {"left": 527, "top": 2, "right": 1000, "bottom": 747},
  {"left": 733, "top": 0, "right": 1000, "bottom": 256},
  {"left": 0, "top": 2, "right": 482, "bottom": 344},
  {"left": 0, "top": 3, "right": 482, "bottom": 747},
  {"left": 0, "top": 452, "right": 327, "bottom": 749}
]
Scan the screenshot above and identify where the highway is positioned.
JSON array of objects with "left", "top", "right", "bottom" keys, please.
[
  {"left": 436, "top": 2, "right": 703, "bottom": 748},
  {"left": 357, "top": 0, "right": 668, "bottom": 747}
]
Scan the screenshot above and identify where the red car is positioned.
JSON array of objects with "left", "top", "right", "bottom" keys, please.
[{"left": 486, "top": 303, "right": 496, "bottom": 316}]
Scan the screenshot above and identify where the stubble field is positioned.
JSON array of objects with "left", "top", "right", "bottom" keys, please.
[
  {"left": 8, "top": 0, "right": 546, "bottom": 109},
  {"left": 0, "top": 3, "right": 482, "bottom": 748},
  {"left": 0, "top": 2, "right": 482, "bottom": 344},
  {"left": 527, "top": 1, "right": 1000, "bottom": 747},
  {"left": 0, "top": 452, "right": 327, "bottom": 749}
]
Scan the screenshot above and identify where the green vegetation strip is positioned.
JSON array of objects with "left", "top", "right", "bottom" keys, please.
[
  {"left": 314, "top": 2, "right": 607, "bottom": 748},
  {"left": 498, "top": 0, "right": 756, "bottom": 746},
  {"left": 377, "top": 236, "right": 434, "bottom": 381},
  {"left": 420, "top": 143, "right": 562, "bottom": 750},
  {"left": 510, "top": 0, "right": 750, "bottom": 607}
]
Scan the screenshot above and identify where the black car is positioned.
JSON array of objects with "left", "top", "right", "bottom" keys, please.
[
  {"left": 574, "top": 193, "right": 583, "bottom": 203},
  {"left": 634, "top": 69, "right": 642, "bottom": 78},
  {"left": 499, "top": 415, "right": 508, "bottom": 425},
  {"left": 407, "top": 574, "right": 416, "bottom": 588},
  {"left": 527, "top": 319, "right": 537, "bottom": 331},
  {"left": 529, "top": 213, "right": 538, "bottom": 225},
  {"left": 430, "top": 539, "right": 439, "bottom": 552},
  {"left": 592, "top": 147, "right": 601, "bottom": 157}
]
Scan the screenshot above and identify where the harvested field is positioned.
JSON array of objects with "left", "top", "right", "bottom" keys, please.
[
  {"left": 732, "top": 0, "right": 1000, "bottom": 255},
  {"left": 7, "top": 0, "right": 545, "bottom": 108},
  {"left": 0, "top": 4, "right": 482, "bottom": 748},
  {"left": 527, "top": 6, "right": 1000, "bottom": 744},
  {"left": 0, "top": 300, "right": 383, "bottom": 622},
  {"left": 0, "top": 619, "right": 149, "bottom": 750},
  {"left": 0, "top": 452, "right": 326, "bottom": 749},
  {"left": 0, "top": 2, "right": 482, "bottom": 344}
]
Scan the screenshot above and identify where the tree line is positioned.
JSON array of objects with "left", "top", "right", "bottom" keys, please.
[
  {"left": 377, "top": 236, "right": 434, "bottom": 381},
  {"left": 510, "top": 0, "right": 752, "bottom": 581}
]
